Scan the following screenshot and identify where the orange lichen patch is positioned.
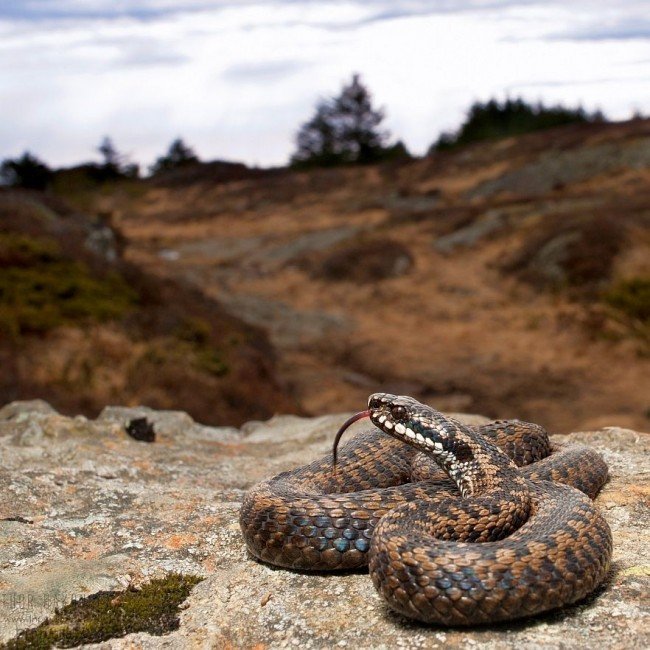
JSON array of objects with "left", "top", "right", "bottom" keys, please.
[
  {"left": 161, "top": 533, "right": 199, "bottom": 550},
  {"left": 54, "top": 530, "right": 78, "bottom": 547},
  {"left": 603, "top": 484, "right": 650, "bottom": 507},
  {"left": 131, "top": 460, "right": 155, "bottom": 472},
  {"left": 628, "top": 485, "right": 650, "bottom": 498},
  {"left": 78, "top": 547, "right": 103, "bottom": 561},
  {"left": 218, "top": 643, "right": 267, "bottom": 650},
  {"left": 104, "top": 439, "right": 127, "bottom": 451},
  {"left": 202, "top": 515, "right": 225, "bottom": 527},
  {"left": 169, "top": 497, "right": 203, "bottom": 512},
  {"left": 199, "top": 442, "right": 245, "bottom": 457},
  {"left": 201, "top": 557, "right": 218, "bottom": 572}
]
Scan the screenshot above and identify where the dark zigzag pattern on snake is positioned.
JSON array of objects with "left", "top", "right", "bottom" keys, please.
[{"left": 240, "top": 416, "right": 612, "bottom": 625}]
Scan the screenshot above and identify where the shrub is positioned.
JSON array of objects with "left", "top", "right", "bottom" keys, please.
[
  {"left": 291, "top": 74, "right": 393, "bottom": 167},
  {"left": 501, "top": 214, "right": 625, "bottom": 290},
  {"left": 150, "top": 138, "right": 199, "bottom": 176},
  {"left": 430, "top": 98, "right": 605, "bottom": 152},
  {"left": 603, "top": 278, "right": 650, "bottom": 324},
  {"left": 0, "top": 152, "right": 53, "bottom": 190},
  {"left": 305, "top": 238, "right": 413, "bottom": 283},
  {"left": 0, "top": 233, "right": 137, "bottom": 338}
]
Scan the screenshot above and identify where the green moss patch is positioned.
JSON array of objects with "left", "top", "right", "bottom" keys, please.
[
  {"left": 601, "top": 277, "right": 650, "bottom": 347},
  {"left": 603, "top": 277, "right": 650, "bottom": 324},
  {"left": 172, "top": 317, "right": 230, "bottom": 377},
  {"left": 2, "top": 574, "right": 203, "bottom": 650},
  {"left": 0, "top": 232, "right": 137, "bottom": 338}
]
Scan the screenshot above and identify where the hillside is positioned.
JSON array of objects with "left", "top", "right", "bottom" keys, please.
[
  {"left": 12, "top": 118, "right": 650, "bottom": 432},
  {"left": 0, "top": 190, "right": 296, "bottom": 425}
]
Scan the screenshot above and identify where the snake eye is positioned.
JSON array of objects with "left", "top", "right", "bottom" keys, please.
[{"left": 390, "top": 405, "right": 407, "bottom": 421}]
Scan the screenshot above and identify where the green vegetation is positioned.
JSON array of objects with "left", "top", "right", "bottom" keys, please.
[
  {"left": 173, "top": 316, "right": 229, "bottom": 377},
  {"left": 1, "top": 90, "right": 608, "bottom": 175},
  {"left": 95, "top": 136, "right": 139, "bottom": 181},
  {"left": 194, "top": 348, "right": 229, "bottom": 377},
  {"left": 173, "top": 316, "right": 212, "bottom": 346},
  {"left": 430, "top": 98, "right": 605, "bottom": 152},
  {"left": 2, "top": 574, "right": 203, "bottom": 649},
  {"left": 150, "top": 138, "right": 200, "bottom": 176},
  {"left": 603, "top": 277, "right": 650, "bottom": 323},
  {"left": 0, "top": 152, "right": 53, "bottom": 190},
  {"left": 0, "top": 233, "right": 137, "bottom": 339},
  {"left": 291, "top": 74, "right": 409, "bottom": 168}
]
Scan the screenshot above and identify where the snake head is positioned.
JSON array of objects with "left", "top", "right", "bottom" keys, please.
[
  {"left": 367, "top": 392, "right": 476, "bottom": 464},
  {"left": 335, "top": 393, "right": 521, "bottom": 497},
  {"left": 368, "top": 393, "right": 441, "bottom": 444},
  {"left": 331, "top": 393, "right": 458, "bottom": 462}
]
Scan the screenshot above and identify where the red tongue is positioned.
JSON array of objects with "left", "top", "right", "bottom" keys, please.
[{"left": 332, "top": 410, "right": 370, "bottom": 469}]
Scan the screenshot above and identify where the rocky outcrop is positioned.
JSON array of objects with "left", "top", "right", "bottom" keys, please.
[{"left": 0, "top": 401, "right": 648, "bottom": 648}]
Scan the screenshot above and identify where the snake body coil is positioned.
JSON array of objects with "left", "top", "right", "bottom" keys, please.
[{"left": 240, "top": 394, "right": 612, "bottom": 625}]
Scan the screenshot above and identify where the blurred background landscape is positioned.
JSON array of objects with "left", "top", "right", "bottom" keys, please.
[{"left": 1, "top": 1, "right": 648, "bottom": 432}]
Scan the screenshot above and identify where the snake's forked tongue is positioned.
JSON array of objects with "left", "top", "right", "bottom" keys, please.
[{"left": 332, "top": 410, "right": 370, "bottom": 470}]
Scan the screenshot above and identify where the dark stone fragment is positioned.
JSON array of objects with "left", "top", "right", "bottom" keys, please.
[
  {"left": 1, "top": 516, "right": 33, "bottom": 524},
  {"left": 126, "top": 417, "right": 156, "bottom": 443}
]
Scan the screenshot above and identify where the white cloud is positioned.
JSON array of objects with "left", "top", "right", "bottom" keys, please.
[{"left": 0, "top": 1, "right": 648, "bottom": 168}]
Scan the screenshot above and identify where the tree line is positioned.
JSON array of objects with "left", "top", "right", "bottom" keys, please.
[{"left": 1, "top": 74, "right": 610, "bottom": 191}]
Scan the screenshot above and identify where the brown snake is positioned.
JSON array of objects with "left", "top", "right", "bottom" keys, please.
[{"left": 240, "top": 393, "right": 612, "bottom": 625}]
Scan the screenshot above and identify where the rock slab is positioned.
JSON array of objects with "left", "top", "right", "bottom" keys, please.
[{"left": 0, "top": 401, "right": 648, "bottom": 649}]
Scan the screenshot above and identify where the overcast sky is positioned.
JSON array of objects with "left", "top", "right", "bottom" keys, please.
[{"left": 1, "top": 1, "right": 649, "bottom": 169}]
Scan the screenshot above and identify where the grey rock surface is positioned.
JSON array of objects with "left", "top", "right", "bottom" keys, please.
[
  {"left": 0, "top": 401, "right": 648, "bottom": 649},
  {"left": 219, "top": 294, "right": 348, "bottom": 349},
  {"left": 467, "top": 137, "right": 650, "bottom": 199},
  {"left": 434, "top": 210, "right": 508, "bottom": 254}
]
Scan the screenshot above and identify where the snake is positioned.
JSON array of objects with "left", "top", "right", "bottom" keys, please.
[{"left": 239, "top": 393, "right": 612, "bottom": 625}]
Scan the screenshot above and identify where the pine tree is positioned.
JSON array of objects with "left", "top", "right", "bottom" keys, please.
[
  {"left": 96, "top": 137, "right": 139, "bottom": 180},
  {"left": 0, "top": 152, "right": 52, "bottom": 190},
  {"left": 429, "top": 97, "right": 605, "bottom": 153},
  {"left": 150, "top": 138, "right": 199, "bottom": 175},
  {"left": 291, "top": 74, "right": 390, "bottom": 167}
]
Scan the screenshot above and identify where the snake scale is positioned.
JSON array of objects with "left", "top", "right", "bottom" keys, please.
[{"left": 240, "top": 393, "right": 612, "bottom": 625}]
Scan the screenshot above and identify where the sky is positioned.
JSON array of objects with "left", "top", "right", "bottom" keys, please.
[{"left": 0, "top": 0, "right": 649, "bottom": 170}]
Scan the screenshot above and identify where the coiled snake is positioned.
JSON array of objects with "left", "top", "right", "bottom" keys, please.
[{"left": 240, "top": 393, "right": 612, "bottom": 625}]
